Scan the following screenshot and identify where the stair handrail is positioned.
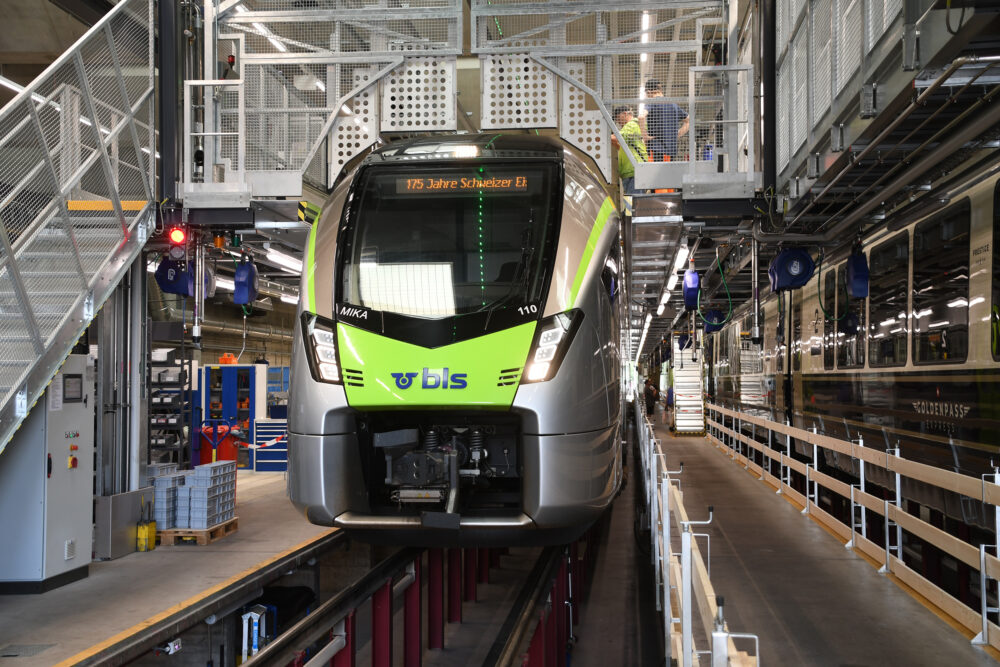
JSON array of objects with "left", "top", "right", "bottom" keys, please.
[{"left": 0, "top": 0, "right": 155, "bottom": 457}]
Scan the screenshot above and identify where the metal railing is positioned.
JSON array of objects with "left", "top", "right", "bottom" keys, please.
[
  {"left": 0, "top": 0, "right": 155, "bottom": 457},
  {"left": 186, "top": 0, "right": 756, "bottom": 198},
  {"left": 636, "top": 402, "right": 760, "bottom": 666},
  {"left": 706, "top": 402, "right": 1000, "bottom": 652}
]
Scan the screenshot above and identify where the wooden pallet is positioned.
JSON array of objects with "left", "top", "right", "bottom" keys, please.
[{"left": 157, "top": 516, "right": 239, "bottom": 546}]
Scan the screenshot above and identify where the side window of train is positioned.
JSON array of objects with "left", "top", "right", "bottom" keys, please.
[
  {"left": 869, "top": 233, "right": 909, "bottom": 367},
  {"left": 823, "top": 271, "right": 835, "bottom": 370},
  {"left": 600, "top": 235, "right": 621, "bottom": 304},
  {"left": 775, "top": 294, "right": 786, "bottom": 371},
  {"left": 792, "top": 296, "right": 802, "bottom": 371},
  {"left": 836, "top": 267, "right": 865, "bottom": 368},
  {"left": 913, "top": 199, "right": 970, "bottom": 364},
  {"left": 994, "top": 183, "right": 1000, "bottom": 361}
]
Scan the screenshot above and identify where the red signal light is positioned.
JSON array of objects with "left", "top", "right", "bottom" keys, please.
[{"left": 168, "top": 227, "right": 186, "bottom": 245}]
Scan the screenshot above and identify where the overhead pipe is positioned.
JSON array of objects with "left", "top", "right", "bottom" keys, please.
[
  {"left": 148, "top": 280, "right": 293, "bottom": 341},
  {"left": 752, "top": 76, "right": 1000, "bottom": 244},
  {"left": 193, "top": 241, "right": 205, "bottom": 345}
]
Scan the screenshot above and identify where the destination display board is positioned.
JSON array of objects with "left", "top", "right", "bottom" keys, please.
[{"left": 395, "top": 175, "right": 529, "bottom": 194}]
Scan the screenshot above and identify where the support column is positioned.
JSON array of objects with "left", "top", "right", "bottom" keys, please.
[
  {"left": 428, "top": 549, "right": 444, "bottom": 649},
  {"left": 478, "top": 548, "right": 490, "bottom": 584},
  {"left": 372, "top": 581, "right": 392, "bottom": 667},
  {"left": 404, "top": 558, "right": 422, "bottom": 667},
  {"left": 464, "top": 547, "right": 478, "bottom": 602},
  {"left": 448, "top": 548, "right": 462, "bottom": 623}
]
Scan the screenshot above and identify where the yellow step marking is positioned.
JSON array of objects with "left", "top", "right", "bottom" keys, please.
[{"left": 66, "top": 200, "right": 148, "bottom": 212}]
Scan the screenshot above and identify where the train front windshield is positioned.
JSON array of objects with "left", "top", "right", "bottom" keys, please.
[{"left": 340, "top": 164, "right": 559, "bottom": 318}]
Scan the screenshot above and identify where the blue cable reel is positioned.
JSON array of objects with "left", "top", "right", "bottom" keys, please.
[
  {"left": 154, "top": 257, "right": 194, "bottom": 297},
  {"left": 154, "top": 258, "right": 218, "bottom": 298},
  {"left": 768, "top": 248, "right": 815, "bottom": 291},
  {"left": 234, "top": 258, "right": 259, "bottom": 305}
]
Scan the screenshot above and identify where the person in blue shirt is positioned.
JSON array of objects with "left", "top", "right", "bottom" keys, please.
[{"left": 642, "top": 79, "right": 689, "bottom": 162}]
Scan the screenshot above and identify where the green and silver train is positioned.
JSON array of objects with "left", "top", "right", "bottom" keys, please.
[{"left": 288, "top": 134, "right": 625, "bottom": 546}]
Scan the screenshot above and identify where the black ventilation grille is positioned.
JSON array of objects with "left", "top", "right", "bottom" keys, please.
[
  {"left": 497, "top": 367, "right": 522, "bottom": 387},
  {"left": 343, "top": 368, "right": 364, "bottom": 387}
]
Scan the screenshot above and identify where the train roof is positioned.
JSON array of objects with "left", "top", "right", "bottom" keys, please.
[{"left": 363, "top": 133, "right": 566, "bottom": 164}]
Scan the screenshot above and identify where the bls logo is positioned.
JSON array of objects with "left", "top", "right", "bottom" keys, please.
[{"left": 391, "top": 368, "right": 467, "bottom": 390}]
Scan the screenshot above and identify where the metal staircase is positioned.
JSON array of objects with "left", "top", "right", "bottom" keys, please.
[
  {"left": 0, "top": 0, "right": 154, "bottom": 456},
  {"left": 673, "top": 334, "right": 705, "bottom": 434}
]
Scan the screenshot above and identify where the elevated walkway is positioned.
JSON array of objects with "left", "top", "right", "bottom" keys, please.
[{"left": 667, "top": 414, "right": 999, "bottom": 665}]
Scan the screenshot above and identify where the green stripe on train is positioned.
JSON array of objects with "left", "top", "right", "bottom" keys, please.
[
  {"left": 337, "top": 322, "right": 535, "bottom": 408},
  {"left": 305, "top": 215, "right": 319, "bottom": 313},
  {"left": 567, "top": 197, "right": 615, "bottom": 308}
]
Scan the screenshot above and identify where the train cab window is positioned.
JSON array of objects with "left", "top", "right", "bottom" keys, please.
[
  {"left": 822, "top": 271, "right": 835, "bottom": 370},
  {"left": 341, "top": 164, "right": 559, "bottom": 318},
  {"left": 868, "top": 233, "right": 909, "bottom": 367},
  {"left": 836, "top": 267, "right": 865, "bottom": 368},
  {"left": 993, "top": 184, "right": 1000, "bottom": 361},
  {"left": 913, "top": 200, "right": 970, "bottom": 364}
]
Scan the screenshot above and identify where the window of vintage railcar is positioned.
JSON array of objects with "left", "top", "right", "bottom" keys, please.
[
  {"left": 775, "top": 294, "right": 786, "bottom": 371},
  {"left": 868, "top": 233, "right": 909, "bottom": 367},
  {"left": 792, "top": 293, "right": 802, "bottom": 371},
  {"left": 993, "top": 182, "right": 1000, "bottom": 361},
  {"left": 823, "top": 270, "right": 835, "bottom": 369},
  {"left": 913, "top": 200, "right": 970, "bottom": 364},
  {"left": 836, "top": 267, "right": 865, "bottom": 368}
]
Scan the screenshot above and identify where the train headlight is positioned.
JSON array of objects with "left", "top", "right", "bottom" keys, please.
[
  {"left": 521, "top": 310, "right": 583, "bottom": 384},
  {"left": 303, "top": 312, "right": 342, "bottom": 384}
]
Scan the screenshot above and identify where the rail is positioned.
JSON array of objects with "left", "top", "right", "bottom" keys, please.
[
  {"left": 705, "top": 402, "right": 1000, "bottom": 652},
  {"left": 636, "top": 402, "right": 759, "bottom": 666},
  {"left": 72, "top": 530, "right": 345, "bottom": 666},
  {"left": 245, "top": 546, "right": 422, "bottom": 666},
  {"left": 241, "top": 535, "right": 598, "bottom": 667},
  {"left": 0, "top": 0, "right": 155, "bottom": 456}
]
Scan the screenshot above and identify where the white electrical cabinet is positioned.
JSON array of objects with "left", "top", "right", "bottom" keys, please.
[{"left": 0, "top": 355, "right": 96, "bottom": 592}]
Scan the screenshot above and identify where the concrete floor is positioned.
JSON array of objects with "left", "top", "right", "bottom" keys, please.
[
  {"left": 661, "top": 425, "right": 999, "bottom": 666},
  {"left": 0, "top": 471, "right": 331, "bottom": 666}
]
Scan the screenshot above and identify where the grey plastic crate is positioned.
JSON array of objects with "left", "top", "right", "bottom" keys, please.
[{"left": 154, "top": 472, "right": 187, "bottom": 487}]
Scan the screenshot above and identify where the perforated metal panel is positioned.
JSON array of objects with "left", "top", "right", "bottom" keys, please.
[
  {"left": 791, "top": 26, "right": 808, "bottom": 154},
  {"left": 811, "top": 0, "right": 833, "bottom": 129},
  {"left": 559, "top": 63, "right": 611, "bottom": 182},
  {"left": 481, "top": 54, "right": 557, "bottom": 129},
  {"left": 836, "top": 0, "right": 863, "bottom": 96},
  {"left": 381, "top": 57, "right": 456, "bottom": 131},
  {"left": 777, "top": 0, "right": 788, "bottom": 58},
  {"left": 777, "top": 63, "right": 790, "bottom": 172},
  {"left": 866, "top": 0, "right": 902, "bottom": 52},
  {"left": 333, "top": 71, "right": 379, "bottom": 177},
  {"left": 886, "top": 0, "right": 903, "bottom": 27},
  {"left": 790, "top": 0, "right": 807, "bottom": 33}
]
